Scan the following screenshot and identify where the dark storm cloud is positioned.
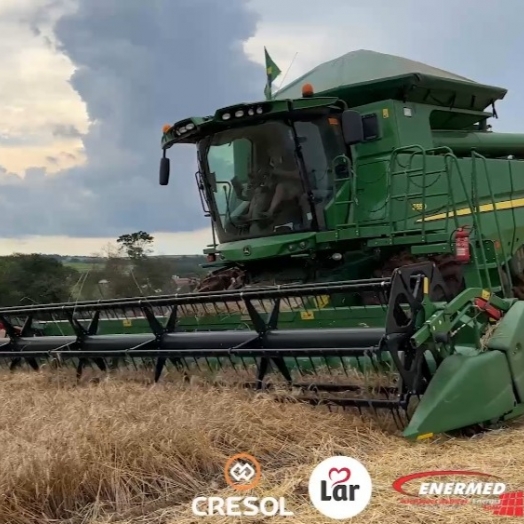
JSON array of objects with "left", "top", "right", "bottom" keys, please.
[
  {"left": 0, "top": 0, "right": 263, "bottom": 237},
  {"left": 0, "top": 166, "right": 21, "bottom": 185}
]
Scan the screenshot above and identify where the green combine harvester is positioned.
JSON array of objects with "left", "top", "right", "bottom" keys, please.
[{"left": 2, "top": 49, "right": 524, "bottom": 441}]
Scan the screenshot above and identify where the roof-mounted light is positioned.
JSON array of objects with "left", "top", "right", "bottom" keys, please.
[
  {"left": 162, "top": 124, "right": 172, "bottom": 133},
  {"left": 216, "top": 104, "right": 266, "bottom": 122},
  {"left": 302, "top": 83, "right": 314, "bottom": 97},
  {"left": 175, "top": 120, "right": 199, "bottom": 135}
]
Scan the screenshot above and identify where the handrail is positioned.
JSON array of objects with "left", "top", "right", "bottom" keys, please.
[
  {"left": 332, "top": 155, "right": 357, "bottom": 230},
  {"left": 387, "top": 145, "right": 494, "bottom": 290},
  {"left": 442, "top": 152, "right": 492, "bottom": 290},
  {"left": 388, "top": 145, "right": 458, "bottom": 237},
  {"left": 471, "top": 151, "right": 512, "bottom": 297}
]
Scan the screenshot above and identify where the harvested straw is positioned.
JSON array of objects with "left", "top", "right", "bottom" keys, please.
[
  {"left": 0, "top": 369, "right": 521, "bottom": 524},
  {"left": 480, "top": 320, "right": 500, "bottom": 351}
]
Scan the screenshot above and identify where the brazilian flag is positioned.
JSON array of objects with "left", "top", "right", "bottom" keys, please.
[{"left": 264, "top": 47, "right": 281, "bottom": 100}]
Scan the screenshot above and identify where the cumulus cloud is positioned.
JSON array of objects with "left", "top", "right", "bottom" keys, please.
[
  {"left": 0, "top": 0, "right": 263, "bottom": 238},
  {"left": 0, "top": 0, "right": 87, "bottom": 175}
]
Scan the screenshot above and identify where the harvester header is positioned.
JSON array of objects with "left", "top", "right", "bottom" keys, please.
[{"left": 3, "top": 49, "right": 524, "bottom": 442}]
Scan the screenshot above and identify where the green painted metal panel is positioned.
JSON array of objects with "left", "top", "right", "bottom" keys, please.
[
  {"left": 403, "top": 349, "right": 517, "bottom": 439},
  {"left": 486, "top": 300, "right": 524, "bottom": 402},
  {"left": 274, "top": 49, "right": 506, "bottom": 111}
]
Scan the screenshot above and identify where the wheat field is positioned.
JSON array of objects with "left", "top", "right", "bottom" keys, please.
[{"left": 0, "top": 368, "right": 522, "bottom": 524}]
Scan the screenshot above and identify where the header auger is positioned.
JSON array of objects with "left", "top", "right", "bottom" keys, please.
[{"left": 7, "top": 49, "right": 524, "bottom": 440}]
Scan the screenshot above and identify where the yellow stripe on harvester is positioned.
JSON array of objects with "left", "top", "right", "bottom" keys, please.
[{"left": 416, "top": 197, "right": 524, "bottom": 223}]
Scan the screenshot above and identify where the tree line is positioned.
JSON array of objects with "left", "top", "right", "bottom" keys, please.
[{"left": 0, "top": 231, "right": 207, "bottom": 307}]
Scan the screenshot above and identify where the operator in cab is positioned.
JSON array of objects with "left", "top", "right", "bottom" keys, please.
[{"left": 243, "top": 142, "right": 305, "bottom": 234}]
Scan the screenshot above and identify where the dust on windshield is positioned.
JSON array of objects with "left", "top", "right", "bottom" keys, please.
[{"left": 203, "top": 121, "right": 308, "bottom": 239}]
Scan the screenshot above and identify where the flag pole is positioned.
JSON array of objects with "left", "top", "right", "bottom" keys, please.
[{"left": 277, "top": 52, "right": 298, "bottom": 91}]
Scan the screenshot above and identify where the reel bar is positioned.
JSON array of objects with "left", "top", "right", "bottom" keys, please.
[
  {"left": 0, "top": 276, "right": 393, "bottom": 316},
  {"left": 296, "top": 396, "right": 408, "bottom": 410},
  {"left": 237, "top": 382, "right": 399, "bottom": 394}
]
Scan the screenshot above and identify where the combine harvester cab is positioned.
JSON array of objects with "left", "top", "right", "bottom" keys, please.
[{"left": 4, "top": 50, "right": 524, "bottom": 441}]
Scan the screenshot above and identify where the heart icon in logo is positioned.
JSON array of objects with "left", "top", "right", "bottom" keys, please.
[{"left": 328, "top": 467, "right": 351, "bottom": 487}]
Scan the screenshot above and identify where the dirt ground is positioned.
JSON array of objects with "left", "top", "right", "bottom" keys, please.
[{"left": 0, "top": 369, "right": 522, "bottom": 524}]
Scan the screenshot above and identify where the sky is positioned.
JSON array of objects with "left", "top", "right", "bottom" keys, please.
[{"left": 1, "top": 0, "right": 523, "bottom": 256}]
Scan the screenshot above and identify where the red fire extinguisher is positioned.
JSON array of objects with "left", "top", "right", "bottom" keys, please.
[{"left": 454, "top": 227, "right": 470, "bottom": 263}]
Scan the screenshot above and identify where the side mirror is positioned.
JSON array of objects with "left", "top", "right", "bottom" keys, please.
[
  {"left": 159, "top": 157, "right": 170, "bottom": 185},
  {"left": 341, "top": 110, "right": 364, "bottom": 146}
]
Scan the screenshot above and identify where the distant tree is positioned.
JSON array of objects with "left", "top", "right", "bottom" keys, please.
[
  {"left": 0, "top": 254, "right": 78, "bottom": 306},
  {"left": 116, "top": 231, "right": 154, "bottom": 260},
  {"left": 132, "top": 256, "right": 178, "bottom": 294},
  {"left": 173, "top": 255, "right": 207, "bottom": 277},
  {"left": 66, "top": 234, "right": 207, "bottom": 301}
]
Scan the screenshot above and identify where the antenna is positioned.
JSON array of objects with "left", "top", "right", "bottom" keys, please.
[{"left": 277, "top": 52, "right": 298, "bottom": 91}]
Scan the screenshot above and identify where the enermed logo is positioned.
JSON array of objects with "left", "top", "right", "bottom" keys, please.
[
  {"left": 308, "top": 455, "right": 373, "bottom": 520},
  {"left": 192, "top": 452, "right": 294, "bottom": 517}
]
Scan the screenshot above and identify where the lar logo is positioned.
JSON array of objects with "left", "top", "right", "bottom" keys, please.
[
  {"left": 192, "top": 453, "right": 294, "bottom": 517},
  {"left": 308, "top": 456, "right": 373, "bottom": 520}
]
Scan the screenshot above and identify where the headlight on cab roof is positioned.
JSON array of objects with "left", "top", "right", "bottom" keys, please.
[
  {"left": 217, "top": 104, "right": 268, "bottom": 122},
  {"left": 168, "top": 119, "right": 199, "bottom": 136}
]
